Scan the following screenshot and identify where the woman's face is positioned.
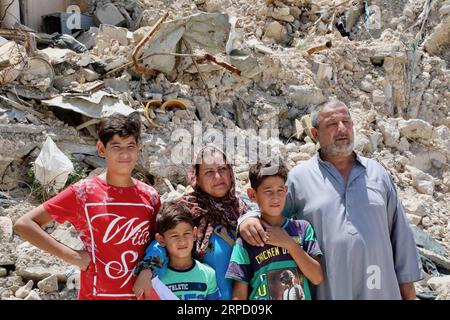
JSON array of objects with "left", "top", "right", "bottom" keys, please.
[{"left": 196, "top": 152, "right": 232, "bottom": 198}]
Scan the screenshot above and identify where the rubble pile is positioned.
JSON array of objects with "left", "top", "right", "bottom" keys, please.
[{"left": 0, "top": 0, "right": 449, "bottom": 299}]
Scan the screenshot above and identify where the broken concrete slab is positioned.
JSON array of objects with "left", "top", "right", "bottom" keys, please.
[
  {"left": 287, "top": 85, "right": 326, "bottom": 108},
  {"left": 37, "top": 275, "right": 59, "bottom": 293},
  {"left": 41, "top": 91, "right": 136, "bottom": 119},
  {"left": 427, "top": 275, "right": 450, "bottom": 291},
  {"left": 40, "top": 48, "right": 76, "bottom": 65},
  {"left": 96, "top": 24, "right": 129, "bottom": 47},
  {"left": 229, "top": 51, "right": 260, "bottom": 78},
  {"left": 183, "top": 12, "right": 231, "bottom": 54},
  {"left": 139, "top": 12, "right": 233, "bottom": 76},
  {"left": 399, "top": 119, "right": 434, "bottom": 141},
  {"left": 95, "top": 3, "right": 126, "bottom": 27},
  {"left": 139, "top": 19, "right": 186, "bottom": 75},
  {"left": 76, "top": 27, "right": 99, "bottom": 50},
  {"left": 411, "top": 225, "right": 447, "bottom": 257},
  {"left": 81, "top": 68, "right": 100, "bottom": 82},
  {"left": 407, "top": 165, "right": 435, "bottom": 195},
  {"left": 15, "top": 242, "right": 72, "bottom": 282}
]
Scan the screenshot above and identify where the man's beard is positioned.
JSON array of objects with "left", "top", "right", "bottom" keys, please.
[{"left": 321, "top": 138, "right": 354, "bottom": 158}]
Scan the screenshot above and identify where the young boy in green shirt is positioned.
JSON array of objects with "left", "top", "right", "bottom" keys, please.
[
  {"left": 226, "top": 158, "right": 323, "bottom": 300},
  {"left": 154, "top": 200, "right": 221, "bottom": 300}
]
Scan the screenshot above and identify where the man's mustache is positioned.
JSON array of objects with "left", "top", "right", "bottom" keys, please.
[{"left": 334, "top": 135, "right": 350, "bottom": 140}]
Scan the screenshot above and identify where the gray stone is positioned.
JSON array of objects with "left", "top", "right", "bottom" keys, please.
[
  {"left": 406, "top": 165, "right": 435, "bottom": 195},
  {"left": 345, "top": 4, "right": 363, "bottom": 32},
  {"left": 95, "top": 3, "right": 126, "bottom": 27},
  {"left": 397, "top": 137, "right": 410, "bottom": 152},
  {"left": 428, "top": 276, "right": 450, "bottom": 291},
  {"left": 377, "top": 119, "right": 400, "bottom": 148},
  {"left": 411, "top": 225, "right": 446, "bottom": 257},
  {"left": 398, "top": 119, "right": 434, "bottom": 140},
  {"left": 313, "top": 61, "right": 333, "bottom": 84},
  {"left": 15, "top": 242, "right": 72, "bottom": 282},
  {"left": 0, "top": 243, "right": 17, "bottom": 266},
  {"left": 417, "top": 247, "right": 450, "bottom": 272},
  {"left": 97, "top": 24, "right": 128, "bottom": 46},
  {"left": 104, "top": 77, "right": 130, "bottom": 93},
  {"left": 0, "top": 267, "right": 7, "bottom": 277},
  {"left": 439, "top": 4, "right": 450, "bottom": 17},
  {"left": 406, "top": 214, "right": 422, "bottom": 226},
  {"left": 0, "top": 274, "right": 23, "bottom": 293},
  {"left": 15, "top": 280, "right": 33, "bottom": 299},
  {"left": 193, "top": 96, "right": 216, "bottom": 124},
  {"left": 37, "top": 275, "right": 59, "bottom": 293},
  {"left": 264, "top": 21, "right": 286, "bottom": 42},
  {"left": 50, "top": 226, "right": 84, "bottom": 251},
  {"left": 0, "top": 216, "right": 13, "bottom": 242},
  {"left": 81, "top": 68, "right": 100, "bottom": 82},
  {"left": 423, "top": 16, "right": 450, "bottom": 54},
  {"left": 24, "top": 290, "right": 41, "bottom": 300},
  {"left": 372, "top": 89, "right": 386, "bottom": 104},
  {"left": 287, "top": 85, "right": 326, "bottom": 108},
  {"left": 76, "top": 27, "right": 99, "bottom": 50}
]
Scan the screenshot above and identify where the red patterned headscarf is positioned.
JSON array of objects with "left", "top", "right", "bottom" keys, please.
[{"left": 178, "top": 146, "right": 247, "bottom": 259}]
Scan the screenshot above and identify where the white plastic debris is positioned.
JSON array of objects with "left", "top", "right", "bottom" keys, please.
[{"left": 34, "top": 136, "right": 74, "bottom": 192}]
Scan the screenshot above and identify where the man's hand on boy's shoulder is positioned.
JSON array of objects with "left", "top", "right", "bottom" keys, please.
[
  {"left": 133, "top": 269, "right": 153, "bottom": 299},
  {"left": 239, "top": 216, "right": 267, "bottom": 247},
  {"left": 66, "top": 250, "right": 91, "bottom": 271}
]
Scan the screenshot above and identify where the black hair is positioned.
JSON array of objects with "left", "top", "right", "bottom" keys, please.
[
  {"left": 97, "top": 113, "right": 141, "bottom": 146},
  {"left": 249, "top": 157, "right": 288, "bottom": 191},
  {"left": 157, "top": 200, "right": 195, "bottom": 234}
]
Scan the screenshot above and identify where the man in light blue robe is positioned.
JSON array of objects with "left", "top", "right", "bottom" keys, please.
[{"left": 238, "top": 100, "right": 422, "bottom": 299}]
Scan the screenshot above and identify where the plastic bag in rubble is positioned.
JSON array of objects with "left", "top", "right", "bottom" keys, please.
[{"left": 34, "top": 136, "right": 74, "bottom": 192}]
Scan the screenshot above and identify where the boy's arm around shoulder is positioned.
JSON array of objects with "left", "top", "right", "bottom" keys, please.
[{"left": 14, "top": 204, "right": 91, "bottom": 271}]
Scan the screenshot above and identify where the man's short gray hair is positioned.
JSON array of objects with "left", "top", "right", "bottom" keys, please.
[{"left": 310, "top": 99, "right": 349, "bottom": 128}]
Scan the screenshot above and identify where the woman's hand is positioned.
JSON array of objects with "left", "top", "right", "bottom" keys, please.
[
  {"left": 239, "top": 217, "right": 268, "bottom": 247},
  {"left": 133, "top": 269, "right": 153, "bottom": 299}
]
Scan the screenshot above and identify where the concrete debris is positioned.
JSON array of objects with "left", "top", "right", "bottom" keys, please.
[
  {"left": 0, "top": 41, "right": 27, "bottom": 85},
  {"left": 41, "top": 91, "right": 136, "bottom": 119},
  {"left": 14, "top": 280, "right": 33, "bottom": 299},
  {"left": 0, "top": 0, "right": 449, "bottom": 300},
  {"left": 95, "top": 3, "right": 126, "bottom": 27},
  {"left": 37, "top": 275, "right": 59, "bottom": 293},
  {"left": 0, "top": 217, "right": 13, "bottom": 242},
  {"left": 24, "top": 290, "right": 41, "bottom": 300}
]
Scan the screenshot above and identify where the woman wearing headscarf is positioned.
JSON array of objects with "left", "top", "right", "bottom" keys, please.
[{"left": 133, "top": 145, "right": 248, "bottom": 299}]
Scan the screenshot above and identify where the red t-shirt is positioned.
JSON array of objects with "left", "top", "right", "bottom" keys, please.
[{"left": 43, "top": 176, "right": 160, "bottom": 300}]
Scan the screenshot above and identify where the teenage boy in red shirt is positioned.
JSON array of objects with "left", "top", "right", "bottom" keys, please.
[{"left": 14, "top": 113, "right": 160, "bottom": 299}]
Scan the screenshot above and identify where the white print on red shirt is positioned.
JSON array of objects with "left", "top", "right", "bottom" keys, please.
[{"left": 84, "top": 202, "right": 154, "bottom": 298}]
